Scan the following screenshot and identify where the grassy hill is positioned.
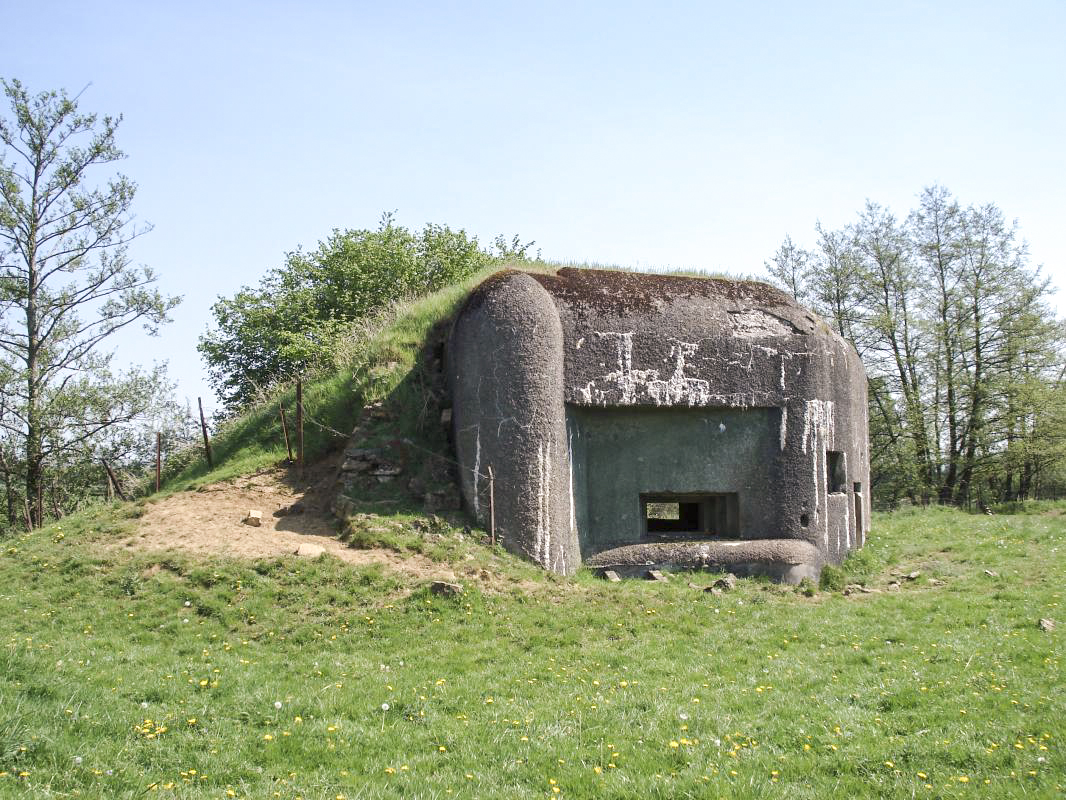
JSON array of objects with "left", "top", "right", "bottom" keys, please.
[{"left": 1, "top": 267, "right": 1063, "bottom": 799}]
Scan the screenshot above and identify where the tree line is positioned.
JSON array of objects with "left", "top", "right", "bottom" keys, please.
[{"left": 767, "top": 186, "right": 1066, "bottom": 508}]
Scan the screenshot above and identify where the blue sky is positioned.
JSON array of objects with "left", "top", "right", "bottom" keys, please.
[{"left": 6, "top": 0, "right": 1065, "bottom": 411}]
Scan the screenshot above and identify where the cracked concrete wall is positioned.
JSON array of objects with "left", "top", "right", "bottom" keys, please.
[
  {"left": 447, "top": 271, "right": 579, "bottom": 574},
  {"left": 449, "top": 267, "right": 870, "bottom": 575}
]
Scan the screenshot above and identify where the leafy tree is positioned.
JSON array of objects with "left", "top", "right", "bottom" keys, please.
[
  {"left": 764, "top": 234, "right": 810, "bottom": 302},
  {"left": 0, "top": 78, "right": 179, "bottom": 525},
  {"left": 200, "top": 214, "right": 531, "bottom": 409}
]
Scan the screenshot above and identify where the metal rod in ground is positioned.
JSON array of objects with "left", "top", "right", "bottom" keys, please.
[
  {"left": 280, "top": 404, "right": 294, "bottom": 463},
  {"left": 156, "top": 431, "right": 162, "bottom": 492},
  {"left": 198, "top": 397, "right": 214, "bottom": 469},
  {"left": 101, "top": 458, "right": 127, "bottom": 501},
  {"left": 488, "top": 465, "right": 496, "bottom": 547},
  {"left": 296, "top": 378, "right": 304, "bottom": 475},
  {"left": 50, "top": 478, "right": 61, "bottom": 519}
]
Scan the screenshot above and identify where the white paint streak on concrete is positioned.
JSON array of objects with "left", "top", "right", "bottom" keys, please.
[
  {"left": 801, "top": 399, "right": 836, "bottom": 548},
  {"left": 533, "top": 439, "right": 553, "bottom": 568},
  {"left": 534, "top": 442, "right": 544, "bottom": 565},
  {"left": 729, "top": 309, "right": 794, "bottom": 337},
  {"left": 647, "top": 340, "right": 711, "bottom": 406},
  {"left": 801, "top": 400, "right": 836, "bottom": 455},
  {"left": 575, "top": 332, "right": 646, "bottom": 405},
  {"left": 577, "top": 333, "right": 715, "bottom": 407},
  {"left": 544, "top": 439, "right": 552, "bottom": 569},
  {"left": 779, "top": 407, "right": 788, "bottom": 451},
  {"left": 472, "top": 427, "right": 481, "bottom": 516}
]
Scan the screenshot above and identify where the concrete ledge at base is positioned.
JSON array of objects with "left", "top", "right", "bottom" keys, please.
[{"left": 584, "top": 539, "right": 824, "bottom": 585}]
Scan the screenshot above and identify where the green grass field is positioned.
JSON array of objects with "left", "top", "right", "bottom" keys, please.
[
  {"left": 1, "top": 501, "right": 1062, "bottom": 799},
  {"left": 1, "top": 269, "right": 1063, "bottom": 798}
]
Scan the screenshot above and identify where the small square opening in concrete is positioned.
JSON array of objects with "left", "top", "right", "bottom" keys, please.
[
  {"left": 826, "top": 451, "right": 846, "bottom": 493},
  {"left": 641, "top": 493, "right": 739, "bottom": 538}
]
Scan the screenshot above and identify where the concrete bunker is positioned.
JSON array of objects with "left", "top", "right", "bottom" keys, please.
[{"left": 447, "top": 267, "right": 870, "bottom": 583}]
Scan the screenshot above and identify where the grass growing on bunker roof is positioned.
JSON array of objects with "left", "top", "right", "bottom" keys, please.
[
  {"left": 1, "top": 501, "right": 1063, "bottom": 799},
  {"left": 162, "top": 259, "right": 565, "bottom": 494}
]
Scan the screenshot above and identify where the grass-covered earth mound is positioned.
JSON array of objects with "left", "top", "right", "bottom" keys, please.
[{"left": 1, "top": 267, "right": 1063, "bottom": 799}]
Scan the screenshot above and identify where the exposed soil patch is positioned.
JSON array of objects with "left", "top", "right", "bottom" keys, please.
[{"left": 116, "top": 462, "right": 459, "bottom": 582}]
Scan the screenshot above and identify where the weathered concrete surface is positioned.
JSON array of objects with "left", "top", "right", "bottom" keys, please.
[
  {"left": 448, "top": 272, "right": 579, "bottom": 574},
  {"left": 584, "top": 539, "right": 823, "bottom": 585},
  {"left": 448, "top": 267, "right": 870, "bottom": 579},
  {"left": 568, "top": 406, "right": 775, "bottom": 553}
]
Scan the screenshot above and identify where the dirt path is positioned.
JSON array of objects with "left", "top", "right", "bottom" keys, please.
[{"left": 117, "top": 465, "right": 459, "bottom": 581}]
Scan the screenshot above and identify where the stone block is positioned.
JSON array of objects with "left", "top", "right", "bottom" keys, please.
[
  {"left": 712, "top": 573, "right": 737, "bottom": 591},
  {"left": 430, "top": 581, "right": 463, "bottom": 596}
]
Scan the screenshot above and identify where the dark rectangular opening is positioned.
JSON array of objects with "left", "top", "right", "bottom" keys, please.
[
  {"left": 641, "top": 493, "right": 739, "bottom": 539},
  {"left": 853, "top": 481, "right": 863, "bottom": 544},
  {"left": 827, "top": 450, "right": 846, "bottom": 493}
]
